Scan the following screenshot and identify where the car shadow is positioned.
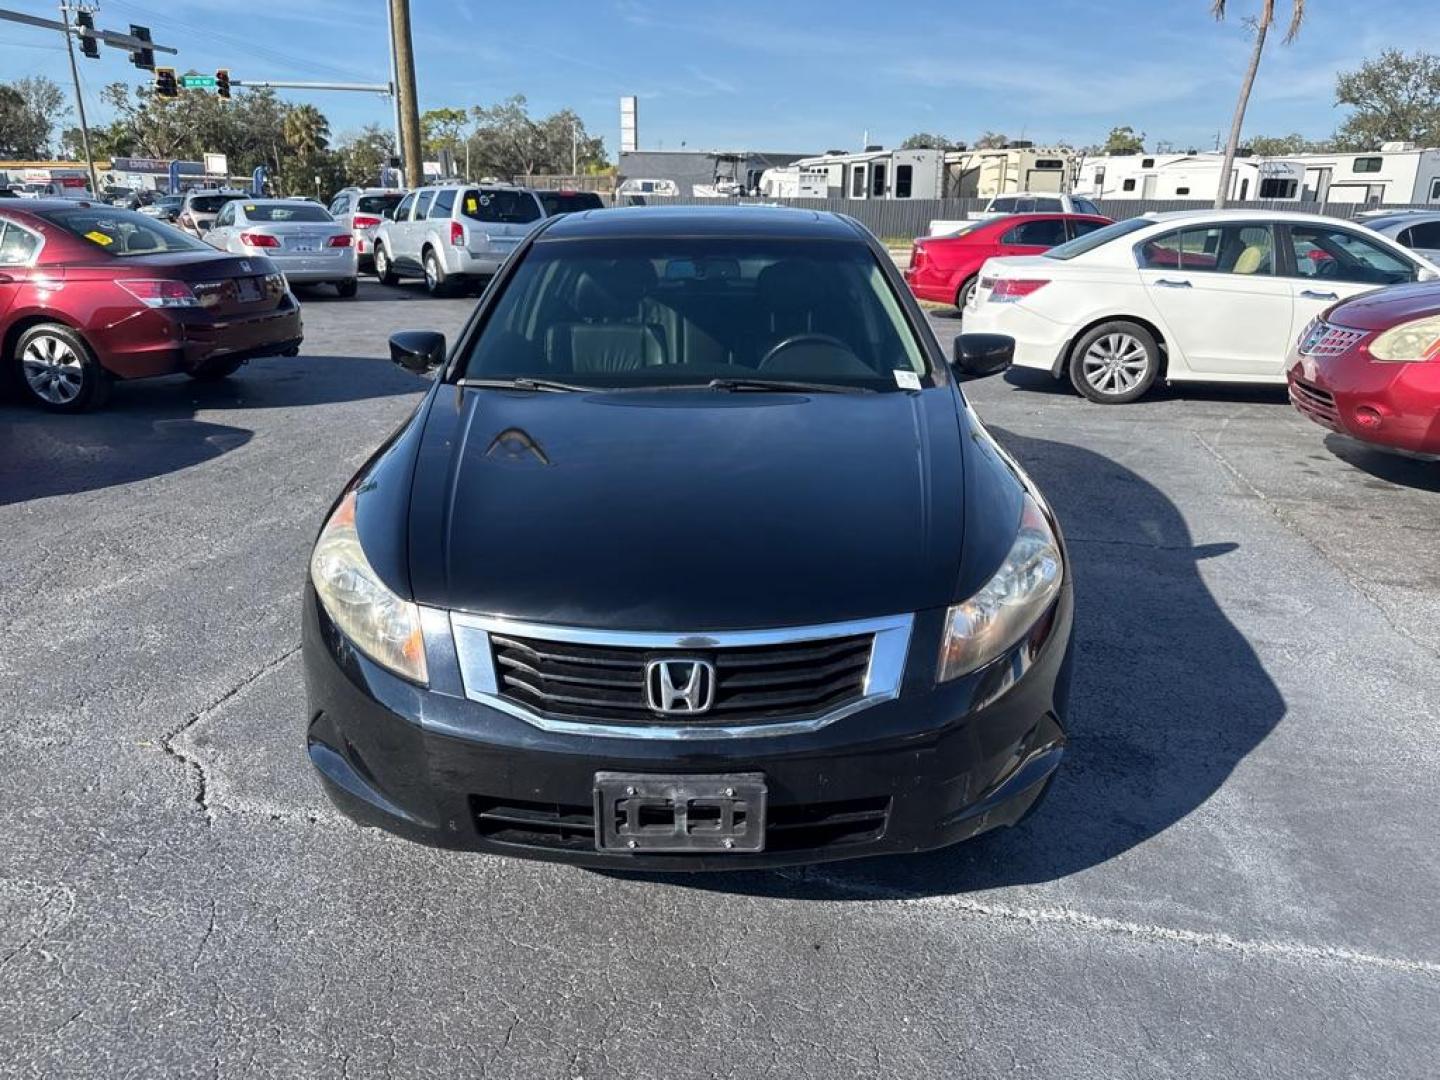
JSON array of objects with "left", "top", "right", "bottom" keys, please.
[
  {"left": 1321, "top": 433, "right": 1440, "bottom": 492},
  {"left": 0, "top": 354, "right": 422, "bottom": 506},
  {"left": 612, "top": 428, "right": 1287, "bottom": 900}
]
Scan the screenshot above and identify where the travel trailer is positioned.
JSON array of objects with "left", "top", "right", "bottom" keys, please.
[
  {"left": 791, "top": 148, "right": 947, "bottom": 200},
  {"left": 1286, "top": 144, "right": 1440, "bottom": 205},
  {"left": 942, "top": 146, "right": 1077, "bottom": 198},
  {"left": 1074, "top": 152, "right": 1304, "bottom": 202}
]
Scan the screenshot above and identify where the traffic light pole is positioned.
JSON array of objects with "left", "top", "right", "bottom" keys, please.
[{"left": 58, "top": 3, "right": 98, "bottom": 196}]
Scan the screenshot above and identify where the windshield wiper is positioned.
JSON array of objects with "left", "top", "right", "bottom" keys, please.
[
  {"left": 464, "top": 377, "right": 590, "bottom": 393},
  {"left": 704, "top": 377, "right": 873, "bottom": 394}
]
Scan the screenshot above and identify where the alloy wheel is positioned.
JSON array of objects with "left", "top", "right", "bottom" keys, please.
[
  {"left": 1080, "top": 333, "right": 1149, "bottom": 396},
  {"left": 21, "top": 333, "right": 85, "bottom": 405}
]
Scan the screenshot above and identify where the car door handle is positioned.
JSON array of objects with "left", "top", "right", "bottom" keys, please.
[
  {"left": 1300, "top": 289, "right": 1338, "bottom": 300},
  {"left": 1155, "top": 278, "right": 1192, "bottom": 288}
]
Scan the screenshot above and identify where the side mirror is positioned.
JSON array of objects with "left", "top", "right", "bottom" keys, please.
[
  {"left": 951, "top": 333, "right": 1014, "bottom": 380},
  {"left": 390, "top": 331, "right": 446, "bottom": 375}
]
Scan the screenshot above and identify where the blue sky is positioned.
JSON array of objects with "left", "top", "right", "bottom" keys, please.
[{"left": 4, "top": 0, "right": 1438, "bottom": 155}]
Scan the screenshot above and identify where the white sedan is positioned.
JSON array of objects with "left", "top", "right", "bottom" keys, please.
[{"left": 963, "top": 210, "right": 1440, "bottom": 403}]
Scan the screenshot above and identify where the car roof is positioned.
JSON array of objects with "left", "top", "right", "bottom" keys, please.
[
  {"left": 1360, "top": 211, "right": 1440, "bottom": 231},
  {"left": 1141, "top": 208, "right": 1367, "bottom": 225},
  {"left": 540, "top": 205, "right": 861, "bottom": 241}
]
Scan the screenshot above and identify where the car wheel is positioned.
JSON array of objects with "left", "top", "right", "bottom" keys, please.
[
  {"left": 956, "top": 275, "right": 978, "bottom": 312},
  {"left": 423, "top": 249, "right": 450, "bottom": 297},
  {"left": 374, "top": 245, "right": 398, "bottom": 286},
  {"left": 187, "top": 356, "right": 245, "bottom": 381},
  {"left": 1068, "top": 321, "right": 1160, "bottom": 404},
  {"left": 336, "top": 278, "right": 358, "bottom": 298},
  {"left": 13, "top": 323, "right": 111, "bottom": 412}
]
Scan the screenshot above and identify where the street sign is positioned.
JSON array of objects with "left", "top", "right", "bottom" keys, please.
[
  {"left": 204, "top": 153, "right": 228, "bottom": 177},
  {"left": 180, "top": 74, "right": 217, "bottom": 89}
]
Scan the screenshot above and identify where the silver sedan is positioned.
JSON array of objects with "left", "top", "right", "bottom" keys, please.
[
  {"left": 1356, "top": 210, "right": 1440, "bottom": 265},
  {"left": 204, "top": 198, "right": 359, "bottom": 297}
]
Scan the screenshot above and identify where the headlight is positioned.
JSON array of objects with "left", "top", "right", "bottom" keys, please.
[
  {"left": 1370, "top": 314, "right": 1440, "bottom": 363},
  {"left": 938, "top": 494, "right": 1063, "bottom": 682},
  {"left": 310, "top": 491, "right": 428, "bottom": 684}
]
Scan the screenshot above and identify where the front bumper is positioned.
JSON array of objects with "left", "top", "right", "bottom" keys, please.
[
  {"left": 302, "top": 584, "right": 1074, "bottom": 870},
  {"left": 90, "top": 294, "right": 304, "bottom": 379},
  {"left": 1288, "top": 348, "right": 1440, "bottom": 457}
]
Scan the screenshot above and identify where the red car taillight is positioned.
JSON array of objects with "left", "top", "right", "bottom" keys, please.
[
  {"left": 352, "top": 215, "right": 381, "bottom": 229},
  {"left": 911, "top": 243, "right": 927, "bottom": 270},
  {"left": 117, "top": 279, "right": 200, "bottom": 308},
  {"left": 990, "top": 278, "right": 1049, "bottom": 303},
  {"left": 450, "top": 220, "right": 464, "bottom": 247},
  {"left": 239, "top": 232, "right": 280, "bottom": 248},
  {"left": 326, "top": 234, "right": 352, "bottom": 247}
]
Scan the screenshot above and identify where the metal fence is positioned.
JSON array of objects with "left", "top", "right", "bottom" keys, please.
[{"left": 602, "top": 196, "right": 1439, "bottom": 241}]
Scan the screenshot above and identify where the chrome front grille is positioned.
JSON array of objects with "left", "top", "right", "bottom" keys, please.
[
  {"left": 1298, "top": 320, "right": 1367, "bottom": 358},
  {"left": 449, "top": 614, "right": 915, "bottom": 738}
]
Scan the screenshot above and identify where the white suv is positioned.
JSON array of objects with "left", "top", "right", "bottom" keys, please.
[{"left": 372, "top": 184, "right": 545, "bottom": 295}]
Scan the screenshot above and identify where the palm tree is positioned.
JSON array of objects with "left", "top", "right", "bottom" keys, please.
[
  {"left": 1213, "top": 1, "right": 1306, "bottom": 208},
  {"left": 282, "top": 104, "right": 330, "bottom": 157}
]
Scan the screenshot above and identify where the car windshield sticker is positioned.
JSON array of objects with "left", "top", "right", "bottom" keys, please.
[
  {"left": 893, "top": 370, "right": 921, "bottom": 390},
  {"left": 84, "top": 230, "right": 114, "bottom": 246},
  {"left": 245, "top": 205, "right": 256, "bottom": 212},
  {"left": 464, "top": 195, "right": 479, "bottom": 213}
]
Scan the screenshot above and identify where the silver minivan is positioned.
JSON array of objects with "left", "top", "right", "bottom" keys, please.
[{"left": 372, "top": 184, "right": 545, "bottom": 296}]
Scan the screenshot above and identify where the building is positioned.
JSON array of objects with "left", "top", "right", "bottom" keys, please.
[
  {"left": 1073, "top": 151, "right": 1305, "bottom": 202},
  {"left": 616, "top": 150, "right": 813, "bottom": 198}
]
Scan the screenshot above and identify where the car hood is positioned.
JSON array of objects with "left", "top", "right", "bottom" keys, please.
[
  {"left": 406, "top": 386, "right": 967, "bottom": 631},
  {"left": 1327, "top": 281, "right": 1440, "bottom": 331}
]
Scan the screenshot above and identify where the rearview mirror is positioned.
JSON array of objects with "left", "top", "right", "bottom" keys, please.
[
  {"left": 951, "top": 334, "right": 1014, "bottom": 380},
  {"left": 389, "top": 330, "right": 446, "bottom": 375}
]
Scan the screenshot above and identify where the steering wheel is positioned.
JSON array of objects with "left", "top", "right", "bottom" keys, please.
[
  {"left": 759, "top": 333, "right": 853, "bottom": 370},
  {"left": 1312, "top": 256, "right": 1341, "bottom": 280}
]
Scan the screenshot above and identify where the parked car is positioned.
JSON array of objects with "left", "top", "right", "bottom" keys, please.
[
  {"left": 1354, "top": 210, "right": 1440, "bottom": 265},
  {"left": 979, "top": 192, "right": 1104, "bottom": 218},
  {"left": 177, "top": 189, "right": 247, "bottom": 237},
  {"left": 203, "top": 198, "right": 358, "bottom": 297},
  {"left": 328, "top": 187, "right": 406, "bottom": 271},
  {"left": 1288, "top": 282, "right": 1440, "bottom": 459},
  {"left": 963, "top": 210, "right": 1440, "bottom": 403},
  {"left": 303, "top": 206, "right": 1073, "bottom": 868},
  {"left": 0, "top": 200, "right": 302, "bottom": 411},
  {"left": 906, "top": 213, "right": 1113, "bottom": 310},
  {"left": 535, "top": 189, "right": 606, "bottom": 216},
  {"left": 139, "top": 194, "right": 184, "bottom": 223},
  {"left": 372, "top": 183, "right": 546, "bottom": 296}
]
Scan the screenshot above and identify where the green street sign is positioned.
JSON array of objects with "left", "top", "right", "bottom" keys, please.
[{"left": 180, "top": 74, "right": 217, "bottom": 89}]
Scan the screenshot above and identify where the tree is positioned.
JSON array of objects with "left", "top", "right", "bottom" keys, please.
[
  {"left": 1213, "top": 1, "right": 1307, "bottom": 208},
  {"left": 0, "top": 77, "right": 70, "bottom": 157},
  {"left": 465, "top": 95, "right": 606, "bottom": 180},
  {"left": 1244, "top": 132, "right": 1332, "bottom": 155},
  {"left": 900, "top": 132, "right": 957, "bottom": 150},
  {"left": 283, "top": 104, "right": 329, "bottom": 157},
  {"left": 973, "top": 131, "right": 1009, "bottom": 149},
  {"left": 1334, "top": 50, "right": 1440, "bottom": 151},
  {"left": 336, "top": 125, "right": 396, "bottom": 187},
  {"left": 421, "top": 106, "right": 468, "bottom": 170},
  {"left": 1103, "top": 125, "right": 1145, "bottom": 153}
]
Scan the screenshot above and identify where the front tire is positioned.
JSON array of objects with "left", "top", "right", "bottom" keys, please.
[
  {"left": 335, "top": 278, "right": 358, "bottom": 298},
  {"left": 1068, "top": 321, "right": 1160, "bottom": 404},
  {"left": 422, "top": 248, "right": 451, "bottom": 297},
  {"left": 374, "top": 245, "right": 398, "bottom": 286},
  {"left": 13, "top": 323, "right": 111, "bottom": 412}
]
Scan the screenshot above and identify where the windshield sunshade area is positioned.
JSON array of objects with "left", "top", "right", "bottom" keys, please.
[
  {"left": 36, "top": 207, "right": 210, "bottom": 257},
  {"left": 459, "top": 237, "right": 930, "bottom": 390}
]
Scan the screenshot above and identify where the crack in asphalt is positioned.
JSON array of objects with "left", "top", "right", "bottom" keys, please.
[
  {"left": 159, "top": 644, "right": 301, "bottom": 825},
  {"left": 792, "top": 869, "right": 1440, "bottom": 978}
]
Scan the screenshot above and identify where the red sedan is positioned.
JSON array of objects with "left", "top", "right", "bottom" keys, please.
[
  {"left": 0, "top": 199, "right": 303, "bottom": 412},
  {"left": 904, "top": 213, "right": 1113, "bottom": 310},
  {"left": 1288, "top": 282, "right": 1440, "bottom": 458}
]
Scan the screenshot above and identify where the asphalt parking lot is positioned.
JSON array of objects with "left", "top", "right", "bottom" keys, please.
[{"left": 2, "top": 280, "right": 1438, "bottom": 1079}]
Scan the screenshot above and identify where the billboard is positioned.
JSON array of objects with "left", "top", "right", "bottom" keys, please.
[{"left": 620, "top": 96, "right": 638, "bottom": 154}]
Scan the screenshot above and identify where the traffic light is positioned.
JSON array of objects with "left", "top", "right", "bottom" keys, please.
[
  {"left": 75, "top": 11, "right": 99, "bottom": 59},
  {"left": 154, "top": 67, "right": 177, "bottom": 98},
  {"left": 130, "top": 25, "right": 154, "bottom": 71},
  {"left": 216, "top": 69, "right": 231, "bottom": 99}
]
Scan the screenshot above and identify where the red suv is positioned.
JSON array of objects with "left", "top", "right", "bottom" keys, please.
[
  {"left": 1288, "top": 282, "right": 1440, "bottom": 459},
  {"left": 905, "top": 213, "right": 1113, "bottom": 310},
  {"left": 0, "top": 199, "right": 303, "bottom": 411}
]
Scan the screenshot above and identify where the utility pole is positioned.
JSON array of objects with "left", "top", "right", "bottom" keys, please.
[
  {"left": 571, "top": 118, "right": 578, "bottom": 177},
  {"left": 387, "top": 0, "right": 423, "bottom": 187},
  {"left": 384, "top": 0, "right": 404, "bottom": 179},
  {"left": 58, "top": 3, "right": 98, "bottom": 196}
]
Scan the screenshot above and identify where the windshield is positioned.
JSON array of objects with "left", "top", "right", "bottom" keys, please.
[
  {"left": 1045, "top": 217, "right": 1152, "bottom": 260},
  {"left": 357, "top": 193, "right": 404, "bottom": 214},
  {"left": 187, "top": 194, "right": 242, "bottom": 213},
  {"left": 37, "top": 207, "right": 211, "bottom": 256},
  {"left": 539, "top": 192, "right": 605, "bottom": 216},
  {"left": 244, "top": 203, "right": 332, "bottom": 222},
  {"left": 458, "top": 237, "right": 929, "bottom": 390},
  {"left": 462, "top": 189, "right": 541, "bottom": 224}
]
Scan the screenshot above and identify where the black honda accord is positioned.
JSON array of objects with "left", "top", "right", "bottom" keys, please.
[{"left": 304, "top": 206, "right": 1073, "bottom": 869}]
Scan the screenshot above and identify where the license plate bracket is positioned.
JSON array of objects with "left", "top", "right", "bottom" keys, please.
[
  {"left": 236, "top": 277, "right": 263, "bottom": 302},
  {"left": 595, "top": 772, "right": 766, "bottom": 853}
]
